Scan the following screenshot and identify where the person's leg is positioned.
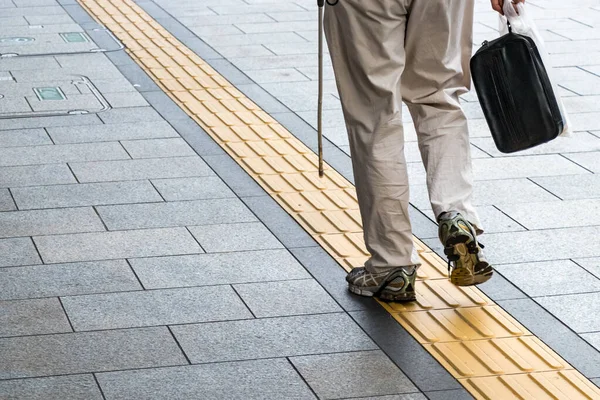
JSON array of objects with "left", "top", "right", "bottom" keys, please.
[
  {"left": 325, "top": 0, "right": 420, "bottom": 273},
  {"left": 401, "top": 0, "right": 492, "bottom": 285},
  {"left": 402, "top": 0, "right": 480, "bottom": 230},
  {"left": 324, "top": 0, "right": 419, "bottom": 300}
]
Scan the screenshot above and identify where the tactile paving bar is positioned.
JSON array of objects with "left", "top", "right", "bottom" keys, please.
[{"left": 76, "top": 1, "right": 600, "bottom": 398}]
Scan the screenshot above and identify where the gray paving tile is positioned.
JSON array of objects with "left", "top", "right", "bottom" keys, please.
[
  {"left": 482, "top": 226, "right": 600, "bottom": 264},
  {"left": 564, "top": 151, "right": 600, "bottom": 173},
  {"left": 290, "top": 351, "right": 418, "bottom": 399},
  {"left": 0, "top": 114, "right": 102, "bottom": 131},
  {"left": 0, "top": 327, "right": 186, "bottom": 379},
  {"left": 569, "top": 113, "right": 600, "bottom": 132},
  {"left": 0, "top": 5, "right": 64, "bottom": 17},
  {"left": 202, "top": 32, "right": 306, "bottom": 47},
  {"left": 134, "top": 0, "right": 171, "bottom": 19},
  {"left": 496, "top": 260, "right": 600, "bottom": 297},
  {"left": 582, "top": 332, "right": 600, "bottom": 353},
  {"left": 410, "top": 179, "right": 559, "bottom": 211},
  {"left": 266, "top": 11, "right": 313, "bottom": 22},
  {"left": 425, "top": 389, "right": 474, "bottom": 400},
  {"left": 188, "top": 222, "right": 283, "bottom": 253},
  {"left": 0, "top": 237, "right": 41, "bottom": 268},
  {"left": 593, "top": 378, "right": 600, "bottom": 388},
  {"left": 140, "top": 91, "right": 193, "bottom": 121},
  {"left": 563, "top": 97, "right": 600, "bottom": 113},
  {"left": 89, "top": 78, "right": 140, "bottom": 94},
  {"left": 180, "top": 36, "right": 224, "bottom": 61},
  {"left": 244, "top": 67, "right": 310, "bottom": 84},
  {"left": 0, "top": 164, "right": 76, "bottom": 188},
  {"left": 499, "top": 298, "right": 600, "bottom": 378},
  {"left": 70, "top": 157, "right": 213, "bottom": 182},
  {"left": 12, "top": 181, "right": 163, "bottom": 209},
  {"left": 350, "top": 310, "right": 463, "bottom": 392},
  {"left": 575, "top": 257, "right": 600, "bottom": 280},
  {"left": 536, "top": 292, "right": 600, "bottom": 333},
  {"left": 0, "top": 17, "right": 26, "bottom": 26},
  {"left": 0, "top": 189, "right": 16, "bottom": 211},
  {"left": 216, "top": 44, "right": 276, "bottom": 59},
  {"left": 165, "top": 116, "right": 225, "bottom": 156},
  {"left": 0, "top": 129, "right": 52, "bottom": 147},
  {"left": 179, "top": 13, "right": 273, "bottom": 26},
  {"left": 61, "top": 3, "right": 96, "bottom": 23},
  {"left": 98, "top": 107, "right": 163, "bottom": 124},
  {"left": 171, "top": 313, "right": 377, "bottom": 363},
  {"left": 97, "top": 198, "right": 256, "bottom": 230},
  {"left": 106, "top": 50, "right": 136, "bottom": 67},
  {"left": 289, "top": 246, "right": 376, "bottom": 313},
  {"left": 468, "top": 206, "right": 525, "bottom": 233},
  {"left": 498, "top": 199, "right": 600, "bottom": 229},
  {"left": 471, "top": 132, "right": 600, "bottom": 156},
  {"left": 153, "top": 17, "right": 200, "bottom": 39},
  {"left": 233, "top": 279, "right": 341, "bottom": 317},
  {"left": 34, "top": 227, "right": 202, "bottom": 264},
  {"left": 203, "top": 154, "right": 266, "bottom": 197},
  {"left": 121, "top": 138, "right": 197, "bottom": 159},
  {"left": 114, "top": 64, "right": 162, "bottom": 93},
  {"left": 233, "top": 84, "right": 290, "bottom": 114},
  {"left": 242, "top": 195, "right": 316, "bottom": 248},
  {"left": 532, "top": 174, "right": 600, "bottom": 200},
  {"left": 235, "top": 21, "right": 310, "bottom": 35},
  {"left": 62, "top": 286, "right": 252, "bottom": 331},
  {"left": 0, "top": 207, "right": 104, "bottom": 238},
  {"left": 472, "top": 154, "right": 590, "bottom": 180},
  {"left": 278, "top": 93, "right": 341, "bottom": 113},
  {"left": 25, "top": 14, "right": 75, "bottom": 24},
  {"left": 341, "top": 395, "right": 427, "bottom": 400},
  {"left": 130, "top": 249, "right": 310, "bottom": 289},
  {"left": 151, "top": 177, "right": 235, "bottom": 201},
  {"left": 0, "top": 375, "right": 103, "bottom": 400},
  {"left": 0, "top": 142, "right": 130, "bottom": 167},
  {"left": 476, "top": 271, "right": 528, "bottom": 301},
  {"left": 103, "top": 91, "right": 149, "bottom": 108},
  {"left": 0, "top": 260, "right": 141, "bottom": 301},
  {"left": 96, "top": 359, "right": 315, "bottom": 400},
  {"left": 0, "top": 298, "right": 71, "bottom": 338}
]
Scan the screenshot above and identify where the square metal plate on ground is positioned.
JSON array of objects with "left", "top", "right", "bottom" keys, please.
[
  {"left": 0, "top": 74, "right": 109, "bottom": 119},
  {"left": 59, "top": 32, "right": 90, "bottom": 44},
  {"left": 33, "top": 87, "right": 67, "bottom": 101},
  {"left": 0, "top": 24, "right": 122, "bottom": 58}
]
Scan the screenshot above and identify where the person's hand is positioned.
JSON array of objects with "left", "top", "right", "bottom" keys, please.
[{"left": 491, "top": 0, "right": 525, "bottom": 15}]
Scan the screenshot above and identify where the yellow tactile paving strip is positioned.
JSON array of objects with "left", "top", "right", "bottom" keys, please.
[{"left": 76, "top": 1, "right": 600, "bottom": 398}]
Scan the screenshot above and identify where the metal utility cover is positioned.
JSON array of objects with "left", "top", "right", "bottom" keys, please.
[
  {"left": 34, "top": 87, "right": 66, "bottom": 101},
  {"left": 59, "top": 32, "right": 89, "bottom": 43}
]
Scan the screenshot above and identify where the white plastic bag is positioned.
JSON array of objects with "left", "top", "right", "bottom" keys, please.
[{"left": 499, "top": 2, "right": 573, "bottom": 137}]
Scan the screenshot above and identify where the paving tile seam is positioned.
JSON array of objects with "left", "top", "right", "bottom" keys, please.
[
  {"left": 284, "top": 356, "right": 322, "bottom": 399},
  {"left": 0, "top": 349, "right": 395, "bottom": 383},
  {"left": 73, "top": 0, "right": 600, "bottom": 398}
]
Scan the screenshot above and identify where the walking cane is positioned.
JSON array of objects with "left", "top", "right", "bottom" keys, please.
[{"left": 317, "top": 0, "right": 325, "bottom": 177}]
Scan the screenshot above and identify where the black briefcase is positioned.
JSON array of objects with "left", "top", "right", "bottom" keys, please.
[{"left": 470, "top": 26, "right": 563, "bottom": 153}]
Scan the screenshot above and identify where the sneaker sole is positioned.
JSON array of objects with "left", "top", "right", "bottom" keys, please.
[
  {"left": 348, "top": 284, "right": 416, "bottom": 302},
  {"left": 447, "top": 236, "right": 493, "bottom": 287}
]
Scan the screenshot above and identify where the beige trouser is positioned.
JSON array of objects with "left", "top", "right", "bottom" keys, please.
[{"left": 325, "top": 0, "right": 482, "bottom": 273}]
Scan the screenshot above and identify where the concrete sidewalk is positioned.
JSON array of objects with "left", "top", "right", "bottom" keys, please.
[
  {"left": 148, "top": 0, "right": 600, "bottom": 372},
  {"left": 0, "top": 0, "right": 441, "bottom": 399},
  {"left": 1, "top": 0, "right": 600, "bottom": 399}
]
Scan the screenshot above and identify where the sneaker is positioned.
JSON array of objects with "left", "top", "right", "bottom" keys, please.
[
  {"left": 346, "top": 266, "right": 417, "bottom": 302},
  {"left": 438, "top": 211, "right": 493, "bottom": 286}
]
